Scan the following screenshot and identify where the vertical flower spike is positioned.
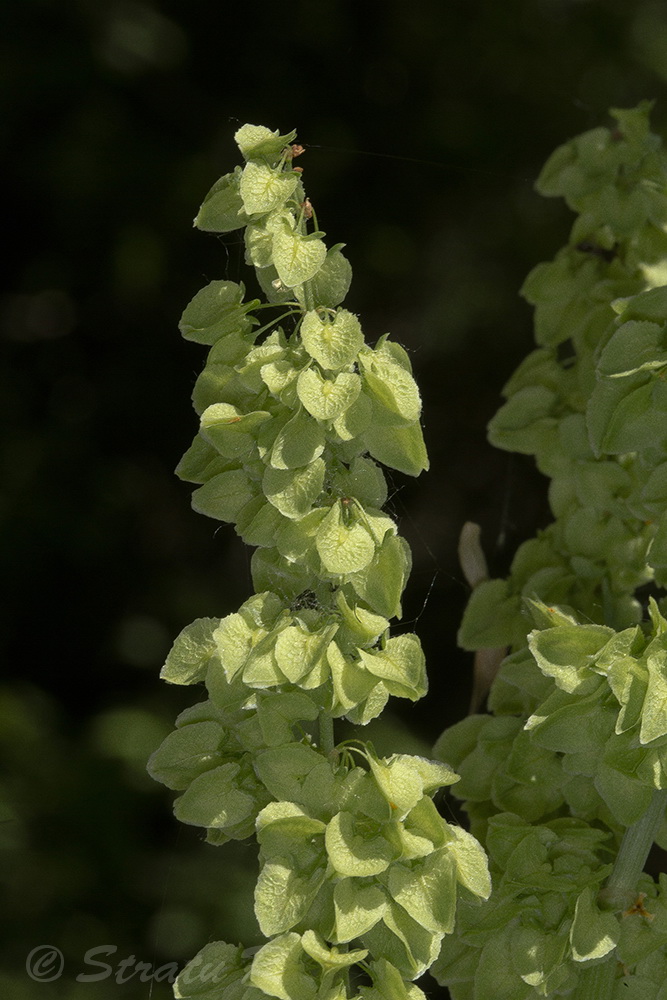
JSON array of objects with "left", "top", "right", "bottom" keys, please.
[
  {"left": 434, "top": 103, "right": 667, "bottom": 1000},
  {"left": 150, "top": 124, "right": 490, "bottom": 1000}
]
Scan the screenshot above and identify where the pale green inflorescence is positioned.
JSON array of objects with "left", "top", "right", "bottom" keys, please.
[
  {"left": 149, "top": 125, "right": 490, "bottom": 1000},
  {"left": 433, "top": 104, "right": 667, "bottom": 999}
]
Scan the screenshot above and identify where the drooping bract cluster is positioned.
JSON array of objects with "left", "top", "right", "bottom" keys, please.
[
  {"left": 149, "top": 125, "right": 490, "bottom": 1000},
  {"left": 434, "top": 103, "right": 667, "bottom": 999}
]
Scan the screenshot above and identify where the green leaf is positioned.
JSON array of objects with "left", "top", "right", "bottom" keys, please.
[
  {"left": 597, "top": 320, "right": 667, "bottom": 378},
  {"left": 251, "top": 546, "right": 317, "bottom": 603},
  {"left": 250, "top": 933, "right": 317, "bottom": 1000},
  {"left": 360, "top": 959, "right": 429, "bottom": 1000},
  {"left": 300, "top": 759, "right": 344, "bottom": 816},
  {"left": 316, "top": 502, "right": 376, "bottom": 574},
  {"left": 363, "top": 899, "right": 442, "bottom": 979},
  {"left": 263, "top": 459, "right": 325, "bottom": 519},
  {"left": 366, "top": 755, "right": 427, "bottom": 816},
  {"left": 332, "top": 391, "right": 373, "bottom": 440},
  {"left": 325, "top": 810, "right": 397, "bottom": 876},
  {"left": 357, "top": 634, "right": 427, "bottom": 701},
  {"left": 240, "top": 162, "right": 298, "bottom": 216},
  {"left": 641, "top": 462, "right": 667, "bottom": 516},
  {"left": 255, "top": 859, "right": 326, "bottom": 936},
  {"left": 275, "top": 507, "right": 328, "bottom": 563},
  {"left": 235, "top": 496, "right": 288, "bottom": 547},
  {"left": 245, "top": 210, "right": 295, "bottom": 269},
  {"left": 273, "top": 622, "right": 338, "bottom": 685},
  {"left": 236, "top": 329, "right": 288, "bottom": 393},
  {"left": 528, "top": 624, "right": 614, "bottom": 692},
  {"left": 242, "top": 630, "right": 283, "bottom": 688},
  {"left": 256, "top": 263, "right": 296, "bottom": 304},
  {"left": 594, "top": 758, "right": 653, "bottom": 825},
  {"left": 200, "top": 403, "right": 271, "bottom": 458},
  {"left": 368, "top": 752, "right": 458, "bottom": 819},
  {"left": 387, "top": 850, "right": 458, "bottom": 934},
  {"left": 398, "top": 796, "right": 449, "bottom": 853},
  {"left": 227, "top": 590, "right": 283, "bottom": 633},
  {"left": 297, "top": 368, "right": 361, "bottom": 421},
  {"left": 362, "top": 406, "right": 428, "bottom": 477},
  {"left": 161, "top": 618, "right": 220, "bottom": 685},
  {"left": 173, "top": 762, "right": 256, "bottom": 831},
  {"left": 333, "top": 880, "right": 388, "bottom": 941},
  {"left": 524, "top": 597, "right": 580, "bottom": 630},
  {"left": 304, "top": 246, "right": 352, "bottom": 308},
  {"left": 173, "top": 941, "right": 247, "bottom": 999},
  {"left": 488, "top": 385, "right": 558, "bottom": 455},
  {"left": 569, "top": 885, "right": 620, "bottom": 961},
  {"left": 270, "top": 409, "right": 326, "bottom": 469},
  {"left": 273, "top": 229, "right": 327, "bottom": 287},
  {"left": 359, "top": 346, "right": 422, "bottom": 423},
  {"left": 606, "top": 650, "right": 647, "bottom": 735},
  {"left": 335, "top": 590, "right": 389, "bottom": 649},
  {"left": 509, "top": 926, "right": 569, "bottom": 990},
  {"left": 430, "top": 934, "right": 479, "bottom": 996},
  {"left": 587, "top": 374, "right": 667, "bottom": 456},
  {"left": 612, "top": 283, "right": 667, "bottom": 323},
  {"left": 191, "top": 365, "right": 246, "bottom": 418},
  {"left": 147, "top": 721, "right": 224, "bottom": 790},
  {"left": 301, "top": 930, "right": 367, "bottom": 972},
  {"left": 235, "top": 124, "right": 297, "bottom": 161},
  {"left": 300, "top": 309, "right": 364, "bottom": 370},
  {"left": 191, "top": 469, "right": 259, "bottom": 522},
  {"left": 526, "top": 686, "right": 611, "bottom": 755},
  {"left": 256, "top": 799, "right": 326, "bottom": 837},
  {"left": 255, "top": 690, "right": 320, "bottom": 745},
  {"left": 194, "top": 169, "right": 249, "bottom": 233},
  {"left": 474, "top": 925, "right": 535, "bottom": 1000},
  {"left": 445, "top": 824, "right": 492, "bottom": 898},
  {"left": 641, "top": 645, "right": 667, "bottom": 743},
  {"left": 457, "top": 578, "right": 521, "bottom": 650},
  {"left": 650, "top": 512, "right": 667, "bottom": 571},
  {"left": 535, "top": 125, "right": 613, "bottom": 202},
  {"left": 327, "top": 640, "right": 388, "bottom": 720},
  {"left": 254, "top": 743, "right": 328, "bottom": 803},
  {"left": 331, "top": 456, "right": 388, "bottom": 509},
  {"left": 179, "top": 280, "right": 255, "bottom": 345},
  {"left": 213, "top": 611, "right": 255, "bottom": 682},
  {"left": 260, "top": 359, "right": 301, "bottom": 410},
  {"left": 176, "top": 434, "right": 229, "bottom": 485},
  {"left": 349, "top": 534, "right": 410, "bottom": 619}
]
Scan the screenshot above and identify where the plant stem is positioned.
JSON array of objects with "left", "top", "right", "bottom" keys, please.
[
  {"left": 318, "top": 711, "right": 335, "bottom": 755},
  {"left": 575, "top": 788, "right": 667, "bottom": 1000},
  {"left": 302, "top": 280, "right": 315, "bottom": 312},
  {"left": 601, "top": 787, "right": 667, "bottom": 911}
]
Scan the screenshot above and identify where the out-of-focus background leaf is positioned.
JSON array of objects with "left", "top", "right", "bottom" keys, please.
[{"left": 2, "top": 1, "right": 667, "bottom": 996}]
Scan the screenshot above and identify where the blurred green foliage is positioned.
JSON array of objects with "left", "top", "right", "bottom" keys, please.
[{"left": 3, "top": 1, "right": 667, "bottom": 997}]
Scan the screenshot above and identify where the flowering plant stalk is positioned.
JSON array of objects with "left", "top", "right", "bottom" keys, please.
[
  {"left": 148, "top": 125, "right": 490, "bottom": 1000},
  {"left": 433, "top": 102, "right": 667, "bottom": 1000}
]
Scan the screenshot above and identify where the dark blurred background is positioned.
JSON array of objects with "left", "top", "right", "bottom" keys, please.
[{"left": 3, "top": 1, "right": 667, "bottom": 997}]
